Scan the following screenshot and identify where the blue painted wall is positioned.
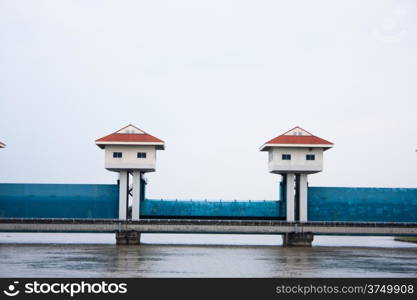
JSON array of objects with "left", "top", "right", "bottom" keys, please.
[
  {"left": 308, "top": 187, "right": 417, "bottom": 222},
  {"left": 141, "top": 199, "right": 281, "bottom": 219},
  {"left": 0, "top": 184, "right": 118, "bottom": 219},
  {"left": 0, "top": 183, "right": 282, "bottom": 219},
  {"left": 1, "top": 183, "right": 417, "bottom": 222}
]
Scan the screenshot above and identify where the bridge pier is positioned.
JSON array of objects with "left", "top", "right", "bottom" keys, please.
[
  {"left": 282, "top": 232, "right": 314, "bottom": 247},
  {"left": 115, "top": 231, "right": 141, "bottom": 245}
]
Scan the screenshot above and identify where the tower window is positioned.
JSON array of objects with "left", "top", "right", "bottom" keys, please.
[
  {"left": 282, "top": 154, "right": 291, "bottom": 160},
  {"left": 137, "top": 152, "right": 147, "bottom": 159},
  {"left": 306, "top": 154, "right": 315, "bottom": 160},
  {"left": 113, "top": 152, "right": 122, "bottom": 158}
]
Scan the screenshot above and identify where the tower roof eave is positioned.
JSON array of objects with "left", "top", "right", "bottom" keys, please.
[
  {"left": 95, "top": 124, "right": 165, "bottom": 150},
  {"left": 259, "top": 143, "right": 334, "bottom": 151}
]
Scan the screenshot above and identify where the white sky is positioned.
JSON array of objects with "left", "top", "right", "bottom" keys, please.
[{"left": 0, "top": 0, "right": 416, "bottom": 200}]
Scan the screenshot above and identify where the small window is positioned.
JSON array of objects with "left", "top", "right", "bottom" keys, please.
[
  {"left": 282, "top": 154, "right": 291, "bottom": 160},
  {"left": 269, "top": 152, "right": 273, "bottom": 162},
  {"left": 113, "top": 152, "right": 122, "bottom": 158},
  {"left": 137, "top": 152, "right": 147, "bottom": 159},
  {"left": 306, "top": 154, "right": 315, "bottom": 160}
]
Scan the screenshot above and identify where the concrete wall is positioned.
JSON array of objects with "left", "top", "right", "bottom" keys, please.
[
  {"left": 104, "top": 145, "right": 156, "bottom": 171},
  {"left": 141, "top": 199, "right": 281, "bottom": 219},
  {"left": 0, "top": 184, "right": 118, "bottom": 218},
  {"left": 1, "top": 183, "right": 417, "bottom": 223},
  {"left": 268, "top": 147, "right": 324, "bottom": 174},
  {"left": 308, "top": 187, "right": 417, "bottom": 222},
  {"left": 0, "top": 183, "right": 282, "bottom": 219}
]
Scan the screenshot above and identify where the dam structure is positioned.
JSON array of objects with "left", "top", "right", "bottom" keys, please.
[{"left": 1, "top": 125, "right": 417, "bottom": 246}]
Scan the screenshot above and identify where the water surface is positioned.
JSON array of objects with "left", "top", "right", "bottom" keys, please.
[{"left": 0, "top": 233, "right": 416, "bottom": 277}]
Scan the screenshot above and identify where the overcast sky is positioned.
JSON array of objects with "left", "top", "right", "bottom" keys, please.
[{"left": 0, "top": 0, "right": 416, "bottom": 200}]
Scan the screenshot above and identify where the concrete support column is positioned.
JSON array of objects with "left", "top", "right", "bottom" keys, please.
[
  {"left": 132, "top": 171, "right": 141, "bottom": 220},
  {"left": 118, "top": 171, "right": 128, "bottom": 220},
  {"left": 286, "top": 173, "right": 295, "bottom": 222},
  {"left": 279, "top": 175, "right": 286, "bottom": 217},
  {"left": 295, "top": 174, "right": 300, "bottom": 221},
  {"left": 282, "top": 232, "right": 314, "bottom": 247},
  {"left": 116, "top": 231, "right": 141, "bottom": 245},
  {"left": 299, "top": 174, "right": 308, "bottom": 222}
]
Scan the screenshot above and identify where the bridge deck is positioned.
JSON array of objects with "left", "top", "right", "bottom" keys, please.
[{"left": 0, "top": 218, "right": 417, "bottom": 236}]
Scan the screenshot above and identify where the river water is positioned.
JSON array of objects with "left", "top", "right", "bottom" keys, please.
[{"left": 0, "top": 233, "right": 416, "bottom": 277}]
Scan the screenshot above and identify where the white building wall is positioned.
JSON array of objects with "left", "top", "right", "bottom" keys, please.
[
  {"left": 104, "top": 145, "right": 156, "bottom": 171},
  {"left": 268, "top": 147, "right": 324, "bottom": 174}
]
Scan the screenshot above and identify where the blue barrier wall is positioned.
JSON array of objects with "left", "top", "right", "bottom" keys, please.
[
  {"left": 308, "top": 187, "right": 417, "bottom": 222},
  {"left": 0, "top": 184, "right": 118, "bottom": 219},
  {"left": 0, "top": 183, "right": 282, "bottom": 219},
  {"left": 1, "top": 183, "right": 417, "bottom": 222},
  {"left": 141, "top": 199, "right": 281, "bottom": 219}
]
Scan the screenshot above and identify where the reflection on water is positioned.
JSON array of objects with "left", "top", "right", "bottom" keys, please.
[{"left": 0, "top": 233, "right": 416, "bottom": 277}]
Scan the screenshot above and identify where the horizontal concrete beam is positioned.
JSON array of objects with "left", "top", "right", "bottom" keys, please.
[{"left": 0, "top": 218, "right": 417, "bottom": 236}]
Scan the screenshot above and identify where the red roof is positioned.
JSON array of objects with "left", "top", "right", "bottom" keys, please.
[
  {"left": 96, "top": 133, "right": 163, "bottom": 143},
  {"left": 95, "top": 124, "right": 164, "bottom": 149},
  {"left": 265, "top": 135, "right": 333, "bottom": 145},
  {"left": 260, "top": 126, "right": 333, "bottom": 150}
]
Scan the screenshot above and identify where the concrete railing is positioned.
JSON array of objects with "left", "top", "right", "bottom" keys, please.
[{"left": 1, "top": 218, "right": 417, "bottom": 236}]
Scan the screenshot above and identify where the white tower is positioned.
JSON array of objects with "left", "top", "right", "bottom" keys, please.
[
  {"left": 96, "top": 124, "right": 165, "bottom": 220},
  {"left": 260, "top": 126, "right": 333, "bottom": 222}
]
